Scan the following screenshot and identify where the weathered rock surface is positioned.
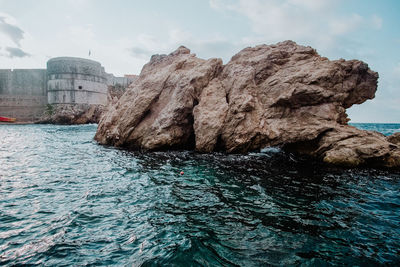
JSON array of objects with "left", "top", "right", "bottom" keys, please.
[
  {"left": 285, "top": 126, "right": 400, "bottom": 167},
  {"left": 37, "top": 104, "right": 105, "bottom": 124},
  {"left": 387, "top": 132, "right": 400, "bottom": 145},
  {"left": 108, "top": 85, "right": 127, "bottom": 105},
  {"left": 38, "top": 85, "right": 128, "bottom": 124},
  {"left": 95, "top": 41, "right": 400, "bottom": 168},
  {"left": 96, "top": 46, "right": 222, "bottom": 149}
]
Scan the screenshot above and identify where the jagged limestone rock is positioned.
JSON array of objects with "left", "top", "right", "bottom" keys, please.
[{"left": 95, "top": 41, "right": 400, "bottom": 168}]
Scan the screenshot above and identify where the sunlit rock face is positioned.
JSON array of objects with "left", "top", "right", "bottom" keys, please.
[{"left": 95, "top": 41, "right": 400, "bottom": 167}]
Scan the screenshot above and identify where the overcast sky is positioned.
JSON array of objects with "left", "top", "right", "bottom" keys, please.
[{"left": 0, "top": 0, "right": 399, "bottom": 122}]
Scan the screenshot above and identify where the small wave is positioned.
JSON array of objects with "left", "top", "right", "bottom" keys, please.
[
  {"left": 260, "top": 146, "right": 282, "bottom": 153},
  {"left": 0, "top": 229, "right": 65, "bottom": 265},
  {"left": 0, "top": 125, "right": 399, "bottom": 265}
]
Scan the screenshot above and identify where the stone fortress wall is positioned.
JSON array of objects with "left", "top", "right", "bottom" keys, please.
[
  {"left": 105, "top": 73, "right": 132, "bottom": 87},
  {"left": 47, "top": 57, "right": 108, "bottom": 105},
  {"left": 0, "top": 57, "right": 133, "bottom": 122},
  {"left": 0, "top": 69, "right": 47, "bottom": 121}
]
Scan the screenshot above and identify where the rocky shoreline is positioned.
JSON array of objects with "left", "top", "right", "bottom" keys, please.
[
  {"left": 36, "top": 104, "right": 105, "bottom": 125},
  {"left": 93, "top": 41, "right": 400, "bottom": 168},
  {"left": 35, "top": 85, "right": 127, "bottom": 125}
]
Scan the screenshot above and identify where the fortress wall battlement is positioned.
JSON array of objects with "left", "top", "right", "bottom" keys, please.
[{"left": 47, "top": 57, "right": 108, "bottom": 105}]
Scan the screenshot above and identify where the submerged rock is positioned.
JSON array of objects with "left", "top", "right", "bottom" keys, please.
[{"left": 95, "top": 41, "right": 400, "bottom": 168}]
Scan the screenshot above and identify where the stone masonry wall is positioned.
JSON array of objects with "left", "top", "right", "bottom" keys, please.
[
  {"left": 0, "top": 57, "right": 121, "bottom": 122},
  {"left": 47, "top": 57, "right": 108, "bottom": 105},
  {"left": 0, "top": 69, "right": 47, "bottom": 121}
]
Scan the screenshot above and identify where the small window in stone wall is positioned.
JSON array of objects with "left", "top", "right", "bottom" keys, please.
[{"left": 78, "top": 86, "right": 83, "bottom": 89}]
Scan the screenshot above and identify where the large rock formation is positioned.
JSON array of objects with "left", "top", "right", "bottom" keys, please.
[{"left": 95, "top": 41, "right": 400, "bottom": 167}]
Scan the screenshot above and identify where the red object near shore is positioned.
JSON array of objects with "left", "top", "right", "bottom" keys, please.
[{"left": 0, "top": 116, "right": 16, "bottom": 122}]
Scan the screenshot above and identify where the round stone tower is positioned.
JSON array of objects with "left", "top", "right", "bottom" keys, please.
[{"left": 47, "top": 57, "right": 108, "bottom": 105}]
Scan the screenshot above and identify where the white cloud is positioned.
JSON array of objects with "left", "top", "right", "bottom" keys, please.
[
  {"left": 209, "top": 0, "right": 236, "bottom": 10},
  {"left": 394, "top": 63, "right": 400, "bottom": 76},
  {"left": 287, "top": 0, "right": 336, "bottom": 11},
  {"left": 0, "top": 12, "right": 25, "bottom": 47},
  {"left": 128, "top": 28, "right": 241, "bottom": 66},
  {"left": 329, "top": 14, "right": 363, "bottom": 35},
  {"left": 0, "top": 12, "right": 32, "bottom": 60},
  {"left": 0, "top": 11, "right": 17, "bottom": 24},
  {"left": 211, "top": 0, "right": 338, "bottom": 41},
  {"left": 209, "top": 0, "right": 380, "bottom": 53},
  {"left": 3, "top": 47, "right": 30, "bottom": 58},
  {"left": 67, "top": 0, "right": 93, "bottom": 10},
  {"left": 67, "top": 24, "right": 95, "bottom": 47},
  {"left": 371, "top": 14, "right": 383, "bottom": 30}
]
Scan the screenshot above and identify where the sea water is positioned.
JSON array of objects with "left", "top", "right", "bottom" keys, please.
[{"left": 0, "top": 124, "right": 399, "bottom": 266}]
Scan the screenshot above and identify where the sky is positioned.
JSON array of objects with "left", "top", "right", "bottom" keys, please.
[{"left": 0, "top": 0, "right": 399, "bottom": 122}]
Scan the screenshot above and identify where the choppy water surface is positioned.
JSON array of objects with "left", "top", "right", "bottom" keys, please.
[
  {"left": 0, "top": 124, "right": 399, "bottom": 266},
  {"left": 350, "top": 122, "right": 400, "bottom": 136}
]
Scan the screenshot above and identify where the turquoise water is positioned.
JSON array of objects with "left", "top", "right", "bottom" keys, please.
[
  {"left": 350, "top": 123, "right": 400, "bottom": 136},
  {"left": 0, "top": 124, "right": 399, "bottom": 266}
]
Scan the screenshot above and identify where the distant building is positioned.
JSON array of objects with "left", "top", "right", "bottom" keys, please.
[
  {"left": 105, "top": 73, "right": 138, "bottom": 87},
  {"left": 47, "top": 57, "right": 108, "bottom": 105},
  {"left": 0, "top": 57, "right": 134, "bottom": 121},
  {"left": 124, "top": 74, "right": 138, "bottom": 85},
  {"left": 0, "top": 69, "right": 47, "bottom": 121}
]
